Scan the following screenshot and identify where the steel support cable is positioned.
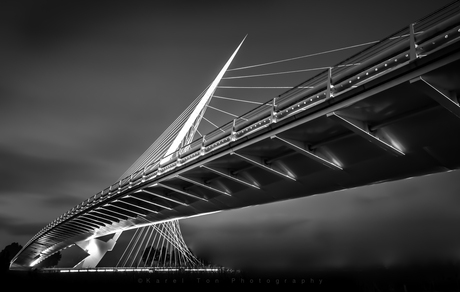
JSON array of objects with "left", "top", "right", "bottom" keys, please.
[
  {"left": 339, "top": 35, "right": 403, "bottom": 65},
  {"left": 143, "top": 226, "right": 155, "bottom": 267},
  {"left": 131, "top": 226, "right": 150, "bottom": 267},
  {"left": 157, "top": 224, "right": 168, "bottom": 268},
  {"left": 163, "top": 222, "right": 190, "bottom": 255},
  {"left": 125, "top": 95, "right": 199, "bottom": 165},
  {"left": 128, "top": 227, "right": 145, "bottom": 267},
  {"left": 123, "top": 226, "right": 145, "bottom": 267},
  {"left": 161, "top": 226, "right": 170, "bottom": 268},
  {"left": 227, "top": 32, "right": 425, "bottom": 72},
  {"left": 170, "top": 222, "right": 186, "bottom": 266},
  {"left": 124, "top": 34, "right": 244, "bottom": 177},
  {"left": 278, "top": 30, "right": 425, "bottom": 99},
  {"left": 331, "top": 31, "right": 425, "bottom": 77},
  {"left": 132, "top": 130, "right": 181, "bottom": 169},
  {"left": 185, "top": 117, "right": 204, "bottom": 140},
  {"left": 163, "top": 221, "right": 198, "bottom": 265},
  {"left": 125, "top": 53, "right": 231, "bottom": 177},
  {"left": 116, "top": 227, "right": 140, "bottom": 267},
  {"left": 159, "top": 224, "right": 170, "bottom": 268},
  {"left": 164, "top": 239, "right": 170, "bottom": 268},
  {"left": 119, "top": 84, "right": 210, "bottom": 179},
  {"left": 152, "top": 226, "right": 165, "bottom": 267},
  {"left": 120, "top": 118, "right": 190, "bottom": 178},
  {"left": 223, "top": 64, "right": 361, "bottom": 80},
  {"left": 174, "top": 244, "right": 178, "bottom": 267},
  {"left": 206, "top": 105, "right": 247, "bottom": 120},
  {"left": 164, "top": 222, "right": 185, "bottom": 267},
  {"left": 162, "top": 222, "right": 183, "bottom": 267},
  {"left": 150, "top": 229, "right": 161, "bottom": 268},
  {"left": 122, "top": 117, "right": 190, "bottom": 177},
  {"left": 202, "top": 116, "right": 225, "bottom": 132},
  {"left": 159, "top": 228, "right": 167, "bottom": 267},
  {"left": 174, "top": 222, "right": 191, "bottom": 251},
  {"left": 222, "top": 66, "right": 334, "bottom": 79},
  {"left": 131, "top": 90, "right": 204, "bottom": 172},
  {"left": 170, "top": 224, "right": 180, "bottom": 267},
  {"left": 140, "top": 226, "right": 155, "bottom": 267},
  {"left": 169, "top": 221, "right": 197, "bottom": 266},
  {"left": 120, "top": 98, "right": 202, "bottom": 177},
  {"left": 212, "top": 95, "right": 267, "bottom": 105},
  {"left": 180, "top": 98, "right": 211, "bottom": 148},
  {"left": 122, "top": 64, "right": 221, "bottom": 177},
  {"left": 228, "top": 41, "right": 379, "bottom": 71},
  {"left": 145, "top": 227, "right": 158, "bottom": 267},
  {"left": 195, "top": 128, "right": 203, "bottom": 137},
  {"left": 169, "top": 237, "right": 173, "bottom": 267},
  {"left": 152, "top": 222, "right": 196, "bottom": 264},
  {"left": 153, "top": 223, "right": 187, "bottom": 254},
  {"left": 137, "top": 226, "right": 153, "bottom": 267},
  {"left": 150, "top": 230, "right": 162, "bottom": 267},
  {"left": 220, "top": 32, "right": 427, "bottom": 99},
  {"left": 148, "top": 230, "right": 160, "bottom": 267},
  {"left": 217, "top": 86, "right": 314, "bottom": 89}
]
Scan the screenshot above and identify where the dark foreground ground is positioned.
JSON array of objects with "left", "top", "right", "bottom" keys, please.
[{"left": 2, "top": 263, "right": 460, "bottom": 291}]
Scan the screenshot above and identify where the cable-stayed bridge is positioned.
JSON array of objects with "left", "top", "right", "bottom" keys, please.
[{"left": 11, "top": 1, "right": 460, "bottom": 270}]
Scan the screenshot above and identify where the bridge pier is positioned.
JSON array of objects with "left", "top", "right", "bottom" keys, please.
[
  {"left": 410, "top": 76, "right": 460, "bottom": 118},
  {"left": 74, "top": 231, "right": 122, "bottom": 269}
]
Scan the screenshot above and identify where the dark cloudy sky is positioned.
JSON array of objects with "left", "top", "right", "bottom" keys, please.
[{"left": 1, "top": 0, "right": 459, "bottom": 273}]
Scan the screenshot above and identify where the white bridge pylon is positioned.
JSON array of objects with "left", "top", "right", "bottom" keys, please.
[
  {"left": 161, "top": 35, "right": 247, "bottom": 164},
  {"left": 75, "top": 37, "right": 246, "bottom": 269}
]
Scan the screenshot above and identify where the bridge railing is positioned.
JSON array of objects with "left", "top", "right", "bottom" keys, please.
[
  {"left": 178, "top": 137, "right": 203, "bottom": 163},
  {"left": 203, "top": 120, "right": 233, "bottom": 147},
  {"left": 34, "top": 1, "right": 460, "bottom": 243},
  {"left": 129, "top": 0, "right": 460, "bottom": 195}
]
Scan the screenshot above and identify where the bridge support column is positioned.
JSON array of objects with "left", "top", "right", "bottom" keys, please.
[
  {"left": 327, "top": 112, "right": 405, "bottom": 156},
  {"left": 73, "top": 231, "right": 122, "bottom": 269},
  {"left": 232, "top": 151, "right": 297, "bottom": 180},
  {"left": 410, "top": 76, "right": 460, "bottom": 118},
  {"left": 409, "top": 23, "right": 418, "bottom": 61},
  {"left": 271, "top": 135, "right": 342, "bottom": 170},
  {"left": 200, "top": 165, "right": 260, "bottom": 189}
]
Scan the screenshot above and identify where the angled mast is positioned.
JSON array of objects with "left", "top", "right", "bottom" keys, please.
[{"left": 161, "top": 36, "right": 247, "bottom": 163}]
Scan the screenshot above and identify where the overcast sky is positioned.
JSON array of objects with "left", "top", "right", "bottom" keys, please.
[{"left": 1, "top": 0, "right": 459, "bottom": 274}]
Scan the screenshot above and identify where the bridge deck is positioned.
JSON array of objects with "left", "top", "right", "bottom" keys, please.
[{"left": 12, "top": 6, "right": 460, "bottom": 267}]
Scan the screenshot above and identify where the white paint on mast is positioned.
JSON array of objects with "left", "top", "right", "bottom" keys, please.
[{"left": 161, "top": 36, "right": 246, "bottom": 164}]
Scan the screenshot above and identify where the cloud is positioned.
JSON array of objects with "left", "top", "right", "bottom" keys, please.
[
  {"left": 0, "top": 144, "right": 106, "bottom": 198},
  {"left": 40, "top": 196, "right": 84, "bottom": 208},
  {"left": 181, "top": 171, "right": 460, "bottom": 273},
  {"left": 0, "top": 214, "right": 45, "bottom": 237}
]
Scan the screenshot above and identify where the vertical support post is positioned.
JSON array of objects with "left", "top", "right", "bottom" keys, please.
[
  {"left": 409, "top": 23, "right": 418, "bottom": 61},
  {"left": 157, "top": 161, "right": 163, "bottom": 175},
  {"left": 177, "top": 143, "right": 184, "bottom": 166},
  {"left": 128, "top": 173, "right": 133, "bottom": 189},
  {"left": 271, "top": 97, "right": 278, "bottom": 123},
  {"left": 200, "top": 135, "right": 206, "bottom": 155},
  {"left": 231, "top": 119, "right": 237, "bottom": 141},
  {"left": 113, "top": 182, "right": 120, "bottom": 194},
  {"left": 326, "top": 67, "right": 334, "bottom": 99},
  {"left": 141, "top": 166, "right": 146, "bottom": 182}
]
